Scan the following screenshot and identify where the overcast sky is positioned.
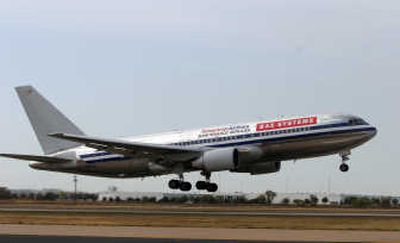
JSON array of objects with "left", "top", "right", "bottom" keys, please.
[{"left": 0, "top": 0, "right": 399, "bottom": 195}]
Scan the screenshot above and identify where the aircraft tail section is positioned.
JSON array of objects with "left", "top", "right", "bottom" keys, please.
[{"left": 15, "top": 85, "right": 85, "bottom": 155}]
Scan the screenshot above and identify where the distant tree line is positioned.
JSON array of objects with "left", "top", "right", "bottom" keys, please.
[
  {"left": 280, "top": 194, "right": 326, "bottom": 207},
  {"left": 0, "top": 187, "right": 11, "bottom": 199},
  {"left": 99, "top": 190, "right": 278, "bottom": 205},
  {"left": 341, "top": 196, "right": 398, "bottom": 208},
  {"left": 2, "top": 186, "right": 400, "bottom": 209},
  {"left": 5, "top": 189, "right": 98, "bottom": 202}
]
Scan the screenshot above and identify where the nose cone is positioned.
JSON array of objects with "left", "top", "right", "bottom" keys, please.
[
  {"left": 365, "top": 126, "right": 378, "bottom": 142},
  {"left": 370, "top": 126, "right": 378, "bottom": 138}
]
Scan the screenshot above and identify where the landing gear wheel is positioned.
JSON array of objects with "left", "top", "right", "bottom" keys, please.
[
  {"left": 339, "top": 163, "right": 349, "bottom": 172},
  {"left": 195, "top": 181, "right": 207, "bottom": 190},
  {"left": 179, "top": 182, "right": 192, "bottom": 191},
  {"left": 199, "top": 171, "right": 218, "bottom": 192},
  {"left": 206, "top": 183, "right": 218, "bottom": 192},
  {"left": 168, "top": 179, "right": 180, "bottom": 189}
]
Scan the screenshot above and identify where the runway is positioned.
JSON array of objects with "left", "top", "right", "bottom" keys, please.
[
  {"left": 0, "top": 235, "right": 266, "bottom": 243},
  {"left": 1, "top": 204, "right": 400, "bottom": 241},
  {"left": 0, "top": 206, "right": 400, "bottom": 218},
  {"left": 0, "top": 224, "right": 400, "bottom": 242}
]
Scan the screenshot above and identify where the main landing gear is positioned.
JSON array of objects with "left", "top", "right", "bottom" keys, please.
[
  {"left": 168, "top": 177, "right": 192, "bottom": 192},
  {"left": 339, "top": 151, "right": 350, "bottom": 172},
  {"left": 168, "top": 172, "right": 218, "bottom": 192},
  {"left": 195, "top": 171, "right": 218, "bottom": 193},
  {"left": 195, "top": 181, "right": 218, "bottom": 192}
]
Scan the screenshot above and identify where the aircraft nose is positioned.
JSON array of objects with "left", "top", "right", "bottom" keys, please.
[{"left": 369, "top": 127, "right": 378, "bottom": 139}]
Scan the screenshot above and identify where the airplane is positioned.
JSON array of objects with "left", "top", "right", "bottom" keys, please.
[{"left": 0, "top": 86, "right": 377, "bottom": 192}]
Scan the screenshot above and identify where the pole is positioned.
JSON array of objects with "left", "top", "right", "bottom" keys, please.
[{"left": 73, "top": 175, "right": 77, "bottom": 203}]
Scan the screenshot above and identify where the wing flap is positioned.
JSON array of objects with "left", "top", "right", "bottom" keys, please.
[{"left": 0, "top": 153, "right": 72, "bottom": 164}]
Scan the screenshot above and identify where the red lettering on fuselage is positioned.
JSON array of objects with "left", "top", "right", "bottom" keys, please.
[{"left": 256, "top": 117, "right": 318, "bottom": 132}]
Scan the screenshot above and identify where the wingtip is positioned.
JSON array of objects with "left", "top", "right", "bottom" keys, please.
[
  {"left": 48, "top": 133, "right": 64, "bottom": 138},
  {"left": 0, "top": 154, "right": 16, "bottom": 159}
]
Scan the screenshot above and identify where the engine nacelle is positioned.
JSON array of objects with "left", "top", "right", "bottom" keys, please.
[
  {"left": 192, "top": 148, "right": 239, "bottom": 172},
  {"left": 235, "top": 161, "right": 281, "bottom": 175}
]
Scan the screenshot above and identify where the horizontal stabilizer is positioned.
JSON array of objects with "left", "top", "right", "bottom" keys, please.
[{"left": 0, "top": 153, "right": 72, "bottom": 164}]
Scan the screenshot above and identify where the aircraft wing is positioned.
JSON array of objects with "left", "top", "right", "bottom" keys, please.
[
  {"left": 0, "top": 153, "right": 72, "bottom": 163},
  {"left": 49, "top": 133, "right": 202, "bottom": 161}
]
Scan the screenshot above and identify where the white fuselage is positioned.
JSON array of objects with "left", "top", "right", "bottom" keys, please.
[{"left": 31, "top": 114, "right": 377, "bottom": 178}]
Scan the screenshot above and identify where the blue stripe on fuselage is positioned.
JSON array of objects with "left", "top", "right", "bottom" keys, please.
[
  {"left": 208, "top": 126, "right": 375, "bottom": 148},
  {"left": 80, "top": 152, "right": 111, "bottom": 158}
]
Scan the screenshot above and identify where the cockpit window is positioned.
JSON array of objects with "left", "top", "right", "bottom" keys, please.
[{"left": 349, "top": 118, "right": 368, "bottom": 126}]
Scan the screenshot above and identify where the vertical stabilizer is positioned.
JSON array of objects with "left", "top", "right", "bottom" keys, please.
[{"left": 15, "top": 85, "right": 85, "bottom": 155}]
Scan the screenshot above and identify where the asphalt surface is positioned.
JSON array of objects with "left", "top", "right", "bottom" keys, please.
[
  {"left": 0, "top": 235, "right": 275, "bottom": 243},
  {"left": 0, "top": 206, "right": 400, "bottom": 218},
  {"left": 1, "top": 224, "right": 398, "bottom": 242}
]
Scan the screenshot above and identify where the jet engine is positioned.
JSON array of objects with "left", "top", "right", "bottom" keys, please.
[
  {"left": 192, "top": 147, "right": 238, "bottom": 171},
  {"left": 191, "top": 146, "right": 263, "bottom": 172}
]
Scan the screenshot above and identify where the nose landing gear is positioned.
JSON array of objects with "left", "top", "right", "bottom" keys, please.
[
  {"left": 339, "top": 151, "right": 350, "bottom": 172},
  {"left": 339, "top": 163, "right": 349, "bottom": 172}
]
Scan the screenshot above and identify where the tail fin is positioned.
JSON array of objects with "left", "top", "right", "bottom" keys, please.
[{"left": 15, "top": 85, "right": 85, "bottom": 155}]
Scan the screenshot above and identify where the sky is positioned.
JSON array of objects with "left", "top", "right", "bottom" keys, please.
[{"left": 0, "top": 0, "right": 399, "bottom": 195}]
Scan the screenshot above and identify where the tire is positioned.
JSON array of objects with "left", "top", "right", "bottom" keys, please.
[
  {"left": 195, "top": 181, "right": 207, "bottom": 190},
  {"left": 206, "top": 183, "right": 218, "bottom": 192},
  {"left": 168, "top": 179, "right": 180, "bottom": 189},
  {"left": 180, "top": 182, "right": 192, "bottom": 191},
  {"left": 339, "top": 163, "right": 349, "bottom": 172}
]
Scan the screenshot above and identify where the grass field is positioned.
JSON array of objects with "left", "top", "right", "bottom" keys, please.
[
  {"left": 3, "top": 200, "right": 400, "bottom": 213},
  {"left": 1, "top": 211, "right": 400, "bottom": 231},
  {"left": 0, "top": 201, "right": 400, "bottom": 231}
]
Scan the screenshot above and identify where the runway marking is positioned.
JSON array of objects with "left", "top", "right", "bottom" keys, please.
[{"left": 0, "top": 224, "right": 400, "bottom": 242}]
